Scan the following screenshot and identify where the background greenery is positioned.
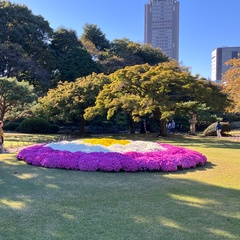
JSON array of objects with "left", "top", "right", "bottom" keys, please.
[
  {"left": 0, "top": 2, "right": 239, "bottom": 238},
  {"left": 0, "top": 133, "right": 239, "bottom": 240}
]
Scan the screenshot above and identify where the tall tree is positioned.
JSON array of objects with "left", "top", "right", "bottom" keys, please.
[
  {"left": 37, "top": 73, "right": 110, "bottom": 135},
  {"left": 109, "top": 38, "right": 169, "bottom": 66},
  {"left": 0, "top": 1, "right": 53, "bottom": 61},
  {"left": 0, "top": 77, "right": 37, "bottom": 121},
  {"left": 96, "top": 38, "right": 169, "bottom": 74},
  {"left": 0, "top": 1, "right": 54, "bottom": 91},
  {"left": 50, "top": 28, "right": 100, "bottom": 84},
  {"left": 222, "top": 58, "right": 240, "bottom": 113},
  {"left": 0, "top": 44, "right": 50, "bottom": 91},
  {"left": 81, "top": 23, "right": 110, "bottom": 51},
  {"left": 97, "top": 55, "right": 126, "bottom": 75},
  {"left": 85, "top": 61, "right": 230, "bottom": 136}
]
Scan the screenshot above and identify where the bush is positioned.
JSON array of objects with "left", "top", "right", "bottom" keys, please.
[
  {"left": 3, "top": 122, "right": 20, "bottom": 131},
  {"left": 20, "top": 117, "right": 50, "bottom": 134},
  {"left": 49, "top": 124, "right": 59, "bottom": 134},
  {"left": 203, "top": 122, "right": 232, "bottom": 136},
  {"left": 222, "top": 113, "right": 240, "bottom": 122},
  {"left": 231, "top": 121, "right": 240, "bottom": 129}
]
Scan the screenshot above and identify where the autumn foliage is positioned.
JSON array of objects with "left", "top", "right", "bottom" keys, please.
[{"left": 222, "top": 58, "right": 240, "bottom": 113}]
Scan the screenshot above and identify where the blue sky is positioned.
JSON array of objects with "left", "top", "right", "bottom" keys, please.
[{"left": 12, "top": 0, "right": 240, "bottom": 79}]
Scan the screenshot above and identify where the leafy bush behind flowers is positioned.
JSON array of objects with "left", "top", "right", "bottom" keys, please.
[{"left": 17, "top": 138, "right": 207, "bottom": 172}]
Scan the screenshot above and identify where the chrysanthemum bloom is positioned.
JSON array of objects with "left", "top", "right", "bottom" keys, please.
[{"left": 17, "top": 138, "right": 207, "bottom": 172}]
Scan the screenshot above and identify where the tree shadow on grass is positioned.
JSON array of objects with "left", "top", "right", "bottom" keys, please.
[
  {"left": 4, "top": 133, "right": 240, "bottom": 151},
  {"left": 0, "top": 155, "right": 239, "bottom": 239},
  {"left": 114, "top": 133, "right": 240, "bottom": 150}
]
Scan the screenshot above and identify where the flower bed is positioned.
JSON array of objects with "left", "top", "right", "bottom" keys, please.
[{"left": 17, "top": 138, "right": 207, "bottom": 172}]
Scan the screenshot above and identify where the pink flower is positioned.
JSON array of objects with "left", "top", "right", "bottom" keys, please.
[
  {"left": 17, "top": 141, "right": 207, "bottom": 172},
  {"left": 98, "top": 153, "right": 122, "bottom": 172}
]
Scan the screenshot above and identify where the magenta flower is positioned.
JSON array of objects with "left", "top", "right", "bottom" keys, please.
[{"left": 17, "top": 139, "right": 207, "bottom": 172}]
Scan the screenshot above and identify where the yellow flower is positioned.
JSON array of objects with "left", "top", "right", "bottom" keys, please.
[{"left": 83, "top": 138, "right": 130, "bottom": 146}]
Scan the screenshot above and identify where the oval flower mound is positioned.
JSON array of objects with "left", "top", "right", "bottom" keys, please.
[{"left": 17, "top": 138, "right": 207, "bottom": 172}]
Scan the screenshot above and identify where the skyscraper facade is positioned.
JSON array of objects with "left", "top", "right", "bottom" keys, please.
[
  {"left": 211, "top": 47, "right": 240, "bottom": 83},
  {"left": 144, "top": 0, "right": 179, "bottom": 61}
]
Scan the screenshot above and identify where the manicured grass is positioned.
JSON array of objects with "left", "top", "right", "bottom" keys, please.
[
  {"left": 0, "top": 133, "right": 239, "bottom": 240},
  {"left": 3, "top": 133, "right": 68, "bottom": 150}
]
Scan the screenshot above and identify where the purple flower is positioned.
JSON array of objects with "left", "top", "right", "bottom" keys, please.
[
  {"left": 77, "top": 153, "right": 100, "bottom": 171},
  {"left": 98, "top": 152, "right": 122, "bottom": 172},
  {"left": 16, "top": 141, "right": 207, "bottom": 172}
]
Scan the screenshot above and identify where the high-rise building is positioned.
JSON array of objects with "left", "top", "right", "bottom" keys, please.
[
  {"left": 144, "top": 0, "right": 179, "bottom": 61},
  {"left": 211, "top": 47, "right": 240, "bottom": 83}
]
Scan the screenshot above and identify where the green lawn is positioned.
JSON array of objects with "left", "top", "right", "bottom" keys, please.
[{"left": 0, "top": 133, "right": 239, "bottom": 240}]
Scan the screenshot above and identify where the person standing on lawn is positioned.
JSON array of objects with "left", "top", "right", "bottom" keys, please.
[
  {"left": 171, "top": 120, "right": 175, "bottom": 134},
  {"left": 0, "top": 121, "right": 5, "bottom": 153},
  {"left": 215, "top": 121, "right": 222, "bottom": 137}
]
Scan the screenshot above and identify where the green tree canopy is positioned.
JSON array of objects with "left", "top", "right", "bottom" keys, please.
[
  {"left": 109, "top": 38, "right": 169, "bottom": 65},
  {"left": 0, "top": 1, "right": 55, "bottom": 91},
  {"left": 0, "top": 77, "right": 37, "bottom": 121},
  {"left": 0, "top": 1, "right": 53, "bottom": 51},
  {"left": 50, "top": 28, "right": 100, "bottom": 84},
  {"left": 96, "top": 38, "right": 169, "bottom": 74},
  {"left": 0, "top": 43, "right": 52, "bottom": 91},
  {"left": 85, "top": 61, "right": 230, "bottom": 135},
  {"left": 37, "top": 73, "right": 110, "bottom": 135},
  {"left": 80, "top": 23, "right": 110, "bottom": 51}
]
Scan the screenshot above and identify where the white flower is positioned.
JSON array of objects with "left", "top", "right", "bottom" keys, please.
[{"left": 45, "top": 140, "right": 166, "bottom": 153}]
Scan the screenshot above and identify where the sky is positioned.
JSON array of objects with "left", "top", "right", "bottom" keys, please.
[{"left": 10, "top": 0, "right": 240, "bottom": 79}]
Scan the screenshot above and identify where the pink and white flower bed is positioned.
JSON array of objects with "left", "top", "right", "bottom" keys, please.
[{"left": 17, "top": 138, "right": 207, "bottom": 172}]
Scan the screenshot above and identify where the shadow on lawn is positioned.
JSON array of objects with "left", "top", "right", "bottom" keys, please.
[
  {"left": 114, "top": 133, "right": 240, "bottom": 150},
  {"left": 4, "top": 132, "right": 240, "bottom": 151},
  {"left": 0, "top": 156, "right": 239, "bottom": 239}
]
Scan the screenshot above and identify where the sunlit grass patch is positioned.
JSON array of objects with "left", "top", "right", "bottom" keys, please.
[{"left": 0, "top": 133, "right": 239, "bottom": 240}]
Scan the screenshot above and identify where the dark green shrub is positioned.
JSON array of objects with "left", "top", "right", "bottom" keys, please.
[
  {"left": 3, "top": 122, "right": 20, "bottom": 131},
  {"left": 222, "top": 113, "right": 240, "bottom": 122},
  {"left": 20, "top": 117, "right": 50, "bottom": 134},
  {"left": 203, "top": 122, "right": 232, "bottom": 136},
  {"left": 49, "top": 124, "right": 59, "bottom": 134},
  {"left": 231, "top": 121, "right": 240, "bottom": 129}
]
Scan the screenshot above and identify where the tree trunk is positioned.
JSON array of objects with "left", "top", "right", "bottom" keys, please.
[
  {"left": 130, "top": 119, "right": 135, "bottom": 134},
  {"left": 159, "top": 119, "right": 167, "bottom": 137},
  {"left": 153, "top": 108, "right": 166, "bottom": 136},
  {"left": 79, "top": 117, "right": 86, "bottom": 136}
]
